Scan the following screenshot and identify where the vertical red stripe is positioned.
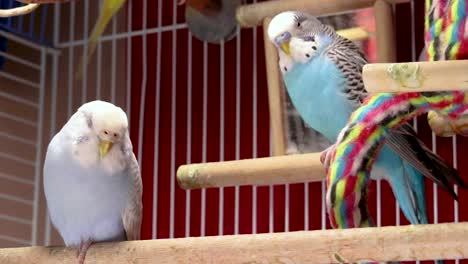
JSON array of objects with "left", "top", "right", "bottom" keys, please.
[
  {"left": 256, "top": 25, "right": 272, "bottom": 234},
  {"left": 174, "top": 29, "right": 189, "bottom": 238},
  {"left": 205, "top": 42, "right": 221, "bottom": 236},
  {"left": 187, "top": 35, "right": 205, "bottom": 238},
  {"left": 239, "top": 29, "right": 254, "bottom": 235}
]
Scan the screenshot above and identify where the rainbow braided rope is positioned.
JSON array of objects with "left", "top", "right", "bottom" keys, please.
[
  {"left": 425, "top": 0, "right": 467, "bottom": 61},
  {"left": 425, "top": 0, "right": 468, "bottom": 137},
  {"left": 326, "top": 91, "right": 468, "bottom": 229}
]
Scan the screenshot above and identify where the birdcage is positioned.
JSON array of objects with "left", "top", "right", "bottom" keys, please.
[{"left": 0, "top": 0, "right": 467, "bottom": 263}]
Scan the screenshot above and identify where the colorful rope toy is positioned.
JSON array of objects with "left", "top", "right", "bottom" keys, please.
[
  {"left": 327, "top": 91, "right": 468, "bottom": 229},
  {"left": 326, "top": 0, "right": 468, "bottom": 230},
  {"left": 425, "top": 0, "right": 468, "bottom": 136}
]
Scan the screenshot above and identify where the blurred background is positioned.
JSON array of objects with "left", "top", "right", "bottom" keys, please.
[{"left": 0, "top": 2, "right": 466, "bottom": 263}]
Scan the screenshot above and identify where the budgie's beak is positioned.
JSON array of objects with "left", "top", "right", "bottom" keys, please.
[
  {"left": 280, "top": 42, "right": 291, "bottom": 56},
  {"left": 275, "top": 32, "right": 292, "bottom": 56},
  {"left": 99, "top": 140, "right": 113, "bottom": 158}
]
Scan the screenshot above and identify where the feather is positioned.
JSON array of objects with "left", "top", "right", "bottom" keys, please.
[{"left": 121, "top": 141, "right": 142, "bottom": 241}]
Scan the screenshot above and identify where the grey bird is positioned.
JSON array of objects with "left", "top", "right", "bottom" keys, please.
[{"left": 43, "top": 100, "right": 142, "bottom": 264}]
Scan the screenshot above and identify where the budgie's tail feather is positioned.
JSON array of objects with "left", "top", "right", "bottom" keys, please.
[
  {"left": 404, "top": 163, "right": 428, "bottom": 224},
  {"left": 408, "top": 138, "right": 464, "bottom": 200},
  {"left": 407, "top": 140, "right": 461, "bottom": 200},
  {"left": 388, "top": 163, "right": 423, "bottom": 225},
  {"left": 403, "top": 164, "right": 446, "bottom": 264},
  {"left": 386, "top": 123, "right": 466, "bottom": 201},
  {"left": 76, "top": 1, "right": 126, "bottom": 80},
  {"left": 424, "top": 148, "right": 467, "bottom": 190}
]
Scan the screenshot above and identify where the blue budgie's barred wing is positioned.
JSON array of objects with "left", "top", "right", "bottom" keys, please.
[
  {"left": 325, "top": 35, "right": 465, "bottom": 197},
  {"left": 325, "top": 36, "right": 369, "bottom": 108}
]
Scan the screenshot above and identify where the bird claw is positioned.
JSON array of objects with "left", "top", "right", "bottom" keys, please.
[{"left": 320, "top": 144, "right": 336, "bottom": 173}]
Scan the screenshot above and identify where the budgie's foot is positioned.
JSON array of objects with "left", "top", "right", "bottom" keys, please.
[
  {"left": 77, "top": 240, "right": 93, "bottom": 264},
  {"left": 320, "top": 144, "right": 336, "bottom": 172},
  {"left": 178, "top": 0, "right": 186, "bottom": 5}
]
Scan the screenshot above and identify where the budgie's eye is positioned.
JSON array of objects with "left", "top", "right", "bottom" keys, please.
[{"left": 297, "top": 22, "right": 301, "bottom": 27}]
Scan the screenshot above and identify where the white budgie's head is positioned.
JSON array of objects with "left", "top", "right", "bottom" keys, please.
[
  {"left": 78, "top": 100, "right": 129, "bottom": 158},
  {"left": 268, "top": 11, "right": 335, "bottom": 66}
]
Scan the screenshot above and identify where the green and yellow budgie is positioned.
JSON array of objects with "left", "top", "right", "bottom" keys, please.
[{"left": 76, "top": 0, "right": 126, "bottom": 80}]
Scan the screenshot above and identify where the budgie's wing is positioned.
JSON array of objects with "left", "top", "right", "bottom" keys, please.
[
  {"left": 326, "top": 35, "right": 464, "bottom": 197},
  {"left": 325, "top": 36, "right": 368, "bottom": 108},
  {"left": 121, "top": 137, "right": 142, "bottom": 241}
]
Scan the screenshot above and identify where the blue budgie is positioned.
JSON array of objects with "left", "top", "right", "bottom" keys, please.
[{"left": 267, "top": 11, "right": 465, "bottom": 242}]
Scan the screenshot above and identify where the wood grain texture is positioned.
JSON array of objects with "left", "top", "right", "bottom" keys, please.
[
  {"left": 1, "top": 222, "right": 468, "bottom": 263},
  {"left": 263, "top": 17, "right": 287, "bottom": 156},
  {"left": 363, "top": 60, "right": 468, "bottom": 93},
  {"left": 0, "top": 3, "right": 39, "bottom": 18},
  {"left": 177, "top": 152, "right": 325, "bottom": 189},
  {"left": 374, "top": 0, "right": 397, "bottom": 62},
  {"left": 236, "top": 0, "right": 410, "bottom": 28}
]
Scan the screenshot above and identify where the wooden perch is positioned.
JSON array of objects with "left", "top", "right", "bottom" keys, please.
[
  {"left": 374, "top": 0, "right": 396, "bottom": 62},
  {"left": 236, "top": 0, "right": 409, "bottom": 28},
  {"left": 263, "top": 17, "right": 287, "bottom": 156},
  {"left": 363, "top": 60, "right": 468, "bottom": 93},
  {"left": 1, "top": 222, "right": 468, "bottom": 263},
  {"left": 0, "top": 3, "right": 39, "bottom": 17},
  {"left": 336, "top": 27, "right": 370, "bottom": 41},
  {"left": 0, "top": 0, "right": 73, "bottom": 18},
  {"left": 177, "top": 152, "right": 325, "bottom": 189}
]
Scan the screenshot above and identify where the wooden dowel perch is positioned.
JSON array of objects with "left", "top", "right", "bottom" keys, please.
[
  {"left": 177, "top": 152, "right": 324, "bottom": 189},
  {"left": 263, "top": 17, "right": 287, "bottom": 156},
  {"left": 363, "top": 60, "right": 468, "bottom": 93},
  {"left": 236, "top": 0, "right": 410, "bottom": 28},
  {"left": 2, "top": 222, "right": 468, "bottom": 263},
  {"left": 374, "top": 0, "right": 397, "bottom": 62},
  {"left": 336, "top": 27, "right": 370, "bottom": 41},
  {"left": 0, "top": 3, "right": 39, "bottom": 17}
]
